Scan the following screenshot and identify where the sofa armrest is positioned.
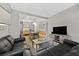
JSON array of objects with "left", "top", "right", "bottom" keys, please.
[
  {"left": 14, "top": 37, "right": 25, "bottom": 43},
  {"left": 64, "top": 39, "right": 79, "bottom": 47}
]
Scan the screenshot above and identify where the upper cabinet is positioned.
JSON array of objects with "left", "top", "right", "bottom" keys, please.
[{"left": 0, "top": 7, "right": 11, "bottom": 24}]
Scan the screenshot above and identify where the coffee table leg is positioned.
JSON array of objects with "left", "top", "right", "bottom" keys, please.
[{"left": 36, "top": 44, "right": 38, "bottom": 52}]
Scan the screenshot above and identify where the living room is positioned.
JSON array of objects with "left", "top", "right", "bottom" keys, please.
[{"left": 0, "top": 3, "right": 79, "bottom": 56}]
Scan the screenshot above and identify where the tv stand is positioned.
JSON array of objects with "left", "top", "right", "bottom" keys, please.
[{"left": 49, "top": 34, "right": 71, "bottom": 44}]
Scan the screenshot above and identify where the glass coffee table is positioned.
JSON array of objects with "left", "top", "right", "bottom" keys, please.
[
  {"left": 32, "top": 39, "right": 46, "bottom": 51},
  {"left": 32, "top": 38, "right": 57, "bottom": 52}
]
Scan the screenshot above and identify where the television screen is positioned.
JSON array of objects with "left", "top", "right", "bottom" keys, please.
[{"left": 53, "top": 26, "right": 67, "bottom": 35}]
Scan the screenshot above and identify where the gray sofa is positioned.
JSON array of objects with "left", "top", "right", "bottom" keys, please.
[
  {"left": 0, "top": 35, "right": 30, "bottom": 56},
  {"left": 65, "top": 45, "right": 79, "bottom": 56}
]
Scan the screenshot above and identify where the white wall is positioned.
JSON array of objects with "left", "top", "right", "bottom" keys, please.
[
  {"left": 48, "top": 4, "right": 79, "bottom": 42},
  {"left": 9, "top": 11, "right": 20, "bottom": 38}
]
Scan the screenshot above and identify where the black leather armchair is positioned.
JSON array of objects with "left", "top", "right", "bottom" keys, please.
[{"left": 0, "top": 35, "right": 30, "bottom": 56}]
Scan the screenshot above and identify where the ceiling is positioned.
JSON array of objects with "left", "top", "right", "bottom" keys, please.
[{"left": 10, "top": 3, "right": 77, "bottom": 18}]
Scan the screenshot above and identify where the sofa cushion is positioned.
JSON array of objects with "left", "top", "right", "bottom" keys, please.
[
  {"left": 65, "top": 45, "right": 79, "bottom": 56},
  {"left": 13, "top": 41, "right": 25, "bottom": 50},
  {"left": 47, "top": 44, "right": 72, "bottom": 56},
  {"left": 0, "top": 37, "right": 12, "bottom": 54}
]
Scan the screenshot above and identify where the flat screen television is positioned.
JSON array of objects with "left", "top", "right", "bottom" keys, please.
[{"left": 52, "top": 26, "right": 67, "bottom": 35}]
